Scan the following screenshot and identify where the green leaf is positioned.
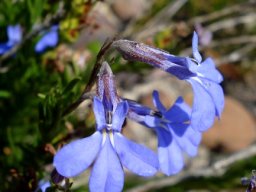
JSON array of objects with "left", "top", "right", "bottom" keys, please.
[
  {"left": 0, "top": 90, "right": 11, "bottom": 98},
  {"left": 63, "top": 78, "right": 81, "bottom": 94}
]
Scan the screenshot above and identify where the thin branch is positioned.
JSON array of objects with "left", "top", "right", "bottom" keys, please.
[
  {"left": 180, "top": 35, "right": 256, "bottom": 56},
  {"left": 125, "top": 0, "right": 188, "bottom": 40},
  {"left": 126, "top": 144, "right": 256, "bottom": 192},
  {"left": 126, "top": 0, "right": 256, "bottom": 41},
  {"left": 141, "top": 0, "right": 188, "bottom": 29},
  {"left": 188, "top": 0, "right": 256, "bottom": 24},
  {"left": 215, "top": 44, "right": 256, "bottom": 65},
  {"left": 0, "top": 2, "right": 66, "bottom": 64},
  {"left": 207, "top": 13, "right": 256, "bottom": 32}
]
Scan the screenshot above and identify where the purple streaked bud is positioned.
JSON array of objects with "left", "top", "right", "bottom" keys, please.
[
  {"left": 97, "top": 61, "right": 120, "bottom": 111},
  {"left": 112, "top": 40, "right": 195, "bottom": 80}
]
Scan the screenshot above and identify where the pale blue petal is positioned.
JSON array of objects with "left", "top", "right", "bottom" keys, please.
[
  {"left": 35, "top": 26, "right": 58, "bottom": 53},
  {"left": 112, "top": 101, "right": 128, "bottom": 132},
  {"left": 126, "top": 99, "right": 152, "bottom": 116},
  {"left": 169, "top": 123, "right": 201, "bottom": 157},
  {"left": 186, "top": 125, "right": 202, "bottom": 146},
  {"left": 93, "top": 97, "right": 106, "bottom": 130},
  {"left": 164, "top": 96, "right": 191, "bottom": 123},
  {"left": 89, "top": 135, "right": 124, "bottom": 192},
  {"left": 156, "top": 128, "right": 183, "bottom": 175},
  {"left": 38, "top": 181, "right": 51, "bottom": 192},
  {"left": 54, "top": 131, "right": 102, "bottom": 177},
  {"left": 144, "top": 115, "right": 161, "bottom": 128},
  {"left": 152, "top": 90, "right": 166, "bottom": 112},
  {"left": 114, "top": 133, "right": 158, "bottom": 176},
  {"left": 192, "top": 31, "right": 202, "bottom": 63},
  {"left": 198, "top": 58, "right": 223, "bottom": 83},
  {"left": 166, "top": 64, "right": 196, "bottom": 80},
  {"left": 188, "top": 79, "right": 215, "bottom": 131},
  {"left": 7, "top": 25, "right": 22, "bottom": 43},
  {"left": 199, "top": 78, "right": 225, "bottom": 117}
]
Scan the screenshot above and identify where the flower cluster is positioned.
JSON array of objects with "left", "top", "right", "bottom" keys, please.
[
  {"left": 53, "top": 32, "right": 224, "bottom": 191},
  {"left": 0, "top": 24, "right": 58, "bottom": 55}
]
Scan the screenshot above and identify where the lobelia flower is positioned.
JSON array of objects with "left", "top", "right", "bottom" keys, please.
[
  {"left": 241, "top": 170, "right": 256, "bottom": 192},
  {"left": 126, "top": 90, "right": 201, "bottom": 175},
  {"left": 54, "top": 61, "right": 159, "bottom": 192},
  {"left": 35, "top": 25, "right": 59, "bottom": 53},
  {"left": 0, "top": 25, "right": 22, "bottom": 54},
  {"left": 35, "top": 180, "right": 50, "bottom": 192},
  {"left": 113, "top": 32, "right": 224, "bottom": 131}
]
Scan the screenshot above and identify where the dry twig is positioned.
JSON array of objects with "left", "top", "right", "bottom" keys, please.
[
  {"left": 124, "top": 0, "right": 188, "bottom": 40},
  {"left": 207, "top": 13, "right": 256, "bottom": 32},
  {"left": 180, "top": 35, "right": 256, "bottom": 56},
  {"left": 188, "top": 0, "right": 256, "bottom": 24}
]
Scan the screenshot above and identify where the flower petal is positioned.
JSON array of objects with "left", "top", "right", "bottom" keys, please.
[
  {"left": 164, "top": 96, "right": 191, "bottom": 123},
  {"left": 114, "top": 133, "right": 158, "bottom": 177},
  {"left": 144, "top": 115, "right": 161, "bottom": 128},
  {"left": 192, "top": 31, "right": 202, "bottom": 63},
  {"left": 7, "top": 25, "right": 22, "bottom": 43},
  {"left": 155, "top": 128, "right": 183, "bottom": 175},
  {"left": 112, "top": 101, "right": 128, "bottom": 132},
  {"left": 186, "top": 126, "right": 202, "bottom": 146},
  {"left": 152, "top": 90, "right": 166, "bottom": 112},
  {"left": 200, "top": 78, "right": 225, "bottom": 117},
  {"left": 36, "top": 180, "right": 51, "bottom": 192},
  {"left": 54, "top": 131, "right": 102, "bottom": 177},
  {"left": 89, "top": 135, "right": 124, "bottom": 192},
  {"left": 188, "top": 79, "right": 216, "bottom": 131},
  {"left": 35, "top": 26, "right": 58, "bottom": 53},
  {"left": 197, "top": 58, "right": 223, "bottom": 83},
  {"left": 126, "top": 99, "right": 152, "bottom": 116},
  {"left": 93, "top": 97, "right": 106, "bottom": 130},
  {"left": 169, "top": 123, "right": 201, "bottom": 157},
  {"left": 0, "top": 43, "right": 11, "bottom": 54}
]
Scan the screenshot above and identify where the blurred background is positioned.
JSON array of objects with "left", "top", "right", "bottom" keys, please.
[{"left": 0, "top": 0, "right": 256, "bottom": 191}]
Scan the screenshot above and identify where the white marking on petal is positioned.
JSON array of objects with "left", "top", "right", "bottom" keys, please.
[
  {"left": 109, "top": 131, "right": 115, "bottom": 147},
  {"left": 102, "top": 130, "right": 107, "bottom": 147}
]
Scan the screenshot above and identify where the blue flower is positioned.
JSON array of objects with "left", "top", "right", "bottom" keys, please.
[
  {"left": 113, "top": 32, "right": 224, "bottom": 131},
  {"left": 35, "top": 25, "right": 58, "bottom": 53},
  {"left": 0, "top": 25, "right": 22, "bottom": 54},
  {"left": 241, "top": 170, "right": 256, "bottom": 192},
  {"left": 127, "top": 91, "right": 201, "bottom": 175},
  {"left": 54, "top": 62, "right": 158, "bottom": 191},
  {"left": 35, "top": 180, "right": 50, "bottom": 192},
  {"left": 54, "top": 97, "right": 158, "bottom": 192}
]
